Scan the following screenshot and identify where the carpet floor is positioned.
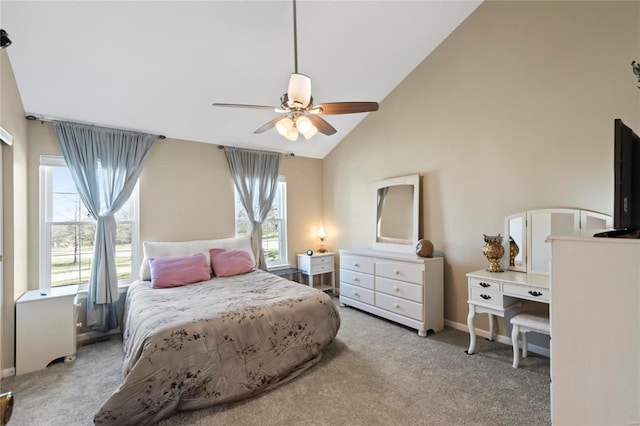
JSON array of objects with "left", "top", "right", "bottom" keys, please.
[{"left": 1, "top": 304, "right": 550, "bottom": 425}]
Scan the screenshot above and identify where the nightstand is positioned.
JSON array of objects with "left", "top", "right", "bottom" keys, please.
[
  {"left": 297, "top": 252, "right": 335, "bottom": 294},
  {"left": 16, "top": 286, "right": 80, "bottom": 375}
]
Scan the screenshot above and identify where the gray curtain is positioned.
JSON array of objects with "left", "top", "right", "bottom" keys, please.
[
  {"left": 224, "top": 147, "right": 281, "bottom": 270},
  {"left": 54, "top": 121, "right": 155, "bottom": 332}
]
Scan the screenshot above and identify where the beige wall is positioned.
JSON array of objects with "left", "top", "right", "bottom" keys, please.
[
  {"left": 26, "top": 121, "right": 324, "bottom": 286},
  {"left": 1, "top": 49, "right": 29, "bottom": 371},
  {"left": 324, "top": 1, "right": 640, "bottom": 337}
]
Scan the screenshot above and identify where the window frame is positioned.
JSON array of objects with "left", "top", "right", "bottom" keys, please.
[
  {"left": 39, "top": 155, "right": 140, "bottom": 289},
  {"left": 234, "top": 176, "right": 288, "bottom": 270}
]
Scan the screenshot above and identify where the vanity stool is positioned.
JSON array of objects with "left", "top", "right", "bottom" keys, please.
[{"left": 510, "top": 312, "right": 550, "bottom": 368}]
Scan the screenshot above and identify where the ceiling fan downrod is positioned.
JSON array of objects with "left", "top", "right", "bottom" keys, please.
[{"left": 293, "top": 0, "right": 298, "bottom": 74}]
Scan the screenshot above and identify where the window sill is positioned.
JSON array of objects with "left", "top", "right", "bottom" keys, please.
[
  {"left": 267, "top": 264, "right": 291, "bottom": 272},
  {"left": 52, "top": 282, "right": 131, "bottom": 298}
]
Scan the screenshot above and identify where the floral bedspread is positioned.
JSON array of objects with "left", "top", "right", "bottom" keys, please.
[{"left": 94, "top": 270, "right": 340, "bottom": 425}]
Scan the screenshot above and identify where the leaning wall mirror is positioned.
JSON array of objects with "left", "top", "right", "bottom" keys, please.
[{"left": 373, "top": 174, "right": 420, "bottom": 253}]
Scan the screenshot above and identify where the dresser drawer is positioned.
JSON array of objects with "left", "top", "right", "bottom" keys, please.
[
  {"left": 376, "top": 261, "right": 423, "bottom": 284},
  {"left": 469, "top": 277, "right": 501, "bottom": 292},
  {"left": 340, "top": 283, "right": 374, "bottom": 305},
  {"left": 376, "top": 276, "right": 422, "bottom": 303},
  {"left": 376, "top": 292, "right": 422, "bottom": 321},
  {"left": 503, "top": 283, "right": 550, "bottom": 303},
  {"left": 340, "top": 269, "right": 374, "bottom": 290},
  {"left": 469, "top": 287, "right": 502, "bottom": 306},
  {"left": 341, "top": 255, "right": 375, "bottom": 274}
]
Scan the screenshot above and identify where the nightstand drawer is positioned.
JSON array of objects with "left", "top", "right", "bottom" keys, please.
[
  {"left": 376, "top": 277, "right": 422, "bottom": 303},
  {"left": 297, "top": 254, "right": 334, "bottom": 275},
  {"left": 376, "top": 292, "right": 422, "bottom": 321},
  {"left": 340, "top": 269, "right": 374, "bottom": 290},
  {"left": 340, "top": 283, "right": 374, "bottom": 304}
]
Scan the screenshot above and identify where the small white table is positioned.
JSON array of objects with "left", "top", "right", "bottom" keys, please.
[
  {"left": 16, "top": 286, "right": 80, "bottom": 375},
  {"left": 297, "top": 252, "right": 335, "bottom": 294},
  {"left": 466, "top": 269, "right": 549, "bottom": 355}
]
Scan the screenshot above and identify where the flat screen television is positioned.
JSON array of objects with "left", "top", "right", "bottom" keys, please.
[{"left": 595, "top": 119, "right": 640, "bottom": 238}]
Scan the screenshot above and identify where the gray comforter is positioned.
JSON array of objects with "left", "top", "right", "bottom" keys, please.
[{"left": 94, "top": 270, "right": 340, "bottom": 425}]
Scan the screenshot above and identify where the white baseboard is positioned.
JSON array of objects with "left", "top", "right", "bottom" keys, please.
[
  {"left": 444, "top": 319, "right": 550, "bottom": 358},
  {"left": 1, "top": 367, "right": 15, "bottom": 378}
]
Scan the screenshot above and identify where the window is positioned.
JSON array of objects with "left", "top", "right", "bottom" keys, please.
[
  {"left": 39, "top": 156, "right": 140, "bottom": 288},
  {"left": 235, "top": 177, "right": 288, "bottom": 269}
]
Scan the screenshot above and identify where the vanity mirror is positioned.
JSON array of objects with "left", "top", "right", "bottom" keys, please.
[
  {"left": 504, "top": 208, "right": 612, "bottom": 274},
  {"left": 374, "top": 174, "right": 420, "bottom": 253}
]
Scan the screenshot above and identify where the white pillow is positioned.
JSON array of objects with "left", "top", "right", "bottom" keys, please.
[{"left": 139, "top": 236, "right": 255, "bottom": 281}]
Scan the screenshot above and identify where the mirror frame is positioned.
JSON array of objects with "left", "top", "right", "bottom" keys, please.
[
  {"left": 504, "top": 212, "right": 527, "bottom": 272},
  {"left": 373, "top": 174, "right": 420, "bottom": 253}
]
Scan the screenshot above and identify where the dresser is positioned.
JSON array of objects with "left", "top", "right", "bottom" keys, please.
[
  {"left": 16, "top": 286, "right": 80, "bottom": 375},
  {"left": 339, "top": 248, "right": 444, "bottom": 337}
]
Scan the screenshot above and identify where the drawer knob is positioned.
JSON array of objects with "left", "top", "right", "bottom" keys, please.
[
  {"left": 393, "top": 286, "right": 400, "bottom": 292},
  {"left": 354, "top": 277, "right": 360, "bottom": 282},
  {"left": 480, "top": 294, "right": 491, "bottom": 300},
  {"left": 528, "top": 290, "right": 543, "bottom": 297},
  {"left": 394, "top": 269, "right": 400, "bottom": 275},
  {"left": 479, "top": 282, "right": 490, "bottom": 288},
  {"left": 353, "top": 262, "right": 359, "bottom": 267},
  {"left": 394, "top": 303, "right": 400, "bottom": 309},
  {"left": 354, "top": 292, "right": 359, "bottom": 297}
]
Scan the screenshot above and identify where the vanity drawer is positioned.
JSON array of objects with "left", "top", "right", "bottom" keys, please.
[
  {"left": 469, "top": 287, "right": 502, "bottom": 307},
  {"left": 469, "top": 277, "right": 501, "bottom": 292},
  {"left": 376, "top": 276, "right": 422, "bottom": 303},
  {"left": 340, "top": 269, "right": 374, "bottom": 290},
  {"left": 503, "top": 283, "right": 550, "bottom": 303},
  {"left": 341, "top": 255, "right": 375, "bottom": 275},
  {"left": 340, "top": 283, "right": 374, "bottom": 305},
  {"left": 376, "top": 261, "right": 423, "bottom": 285},
  {"left": 376, "top": 292, "right": 422, "bottom": 321}
]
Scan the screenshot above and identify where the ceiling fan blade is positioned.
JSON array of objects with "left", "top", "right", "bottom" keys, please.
[
  {"left": 308, "top": 115, "right": 337, "bottom": 135},
  {"left": 314, "top": 102, "right": 379, "bottom": 115},
  {"left": 212, "top": 103, "right": 278, "bottom": 111},
  {"left": 253, "top": 117, "right": 283, "bottom": 134}
]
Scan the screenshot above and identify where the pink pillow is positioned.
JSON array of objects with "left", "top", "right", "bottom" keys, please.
[
  {"left": 150, "top": 253, "right": 211, "bottom": 289},
  {"left": 210, "top": 248, "right": 255, "bottom": 277}
]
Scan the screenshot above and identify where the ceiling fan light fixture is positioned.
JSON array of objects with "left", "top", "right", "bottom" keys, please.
[
  {"left": 287, "top": 73, "right": 311, "bottom": 107},
  {"left": 276, "top": 116, "right": 294, "bottom": 136},
  {"left": 284, "top": 127, "right": 299, "bottom": 141},
  {"left": 296, "top": 115, "right": 313, "bottom": 134},
  {"left": 302, "top": 125, "right": 318, "bottom": 140}
]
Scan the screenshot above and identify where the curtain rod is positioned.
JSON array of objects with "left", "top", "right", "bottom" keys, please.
[
  {"left": 25, "top": 114, "right": 166, "bottom": 139},
  {"left": 217, "top": 145, "right": 295, "bottom": 157}
]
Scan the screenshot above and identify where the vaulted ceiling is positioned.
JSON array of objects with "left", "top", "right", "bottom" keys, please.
[{"left": 1, "top": 1, "right": 481, "bottom": 158}]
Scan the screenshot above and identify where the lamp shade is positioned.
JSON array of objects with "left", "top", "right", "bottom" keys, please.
[
  {"left": 296, "top": 115, "right": 312, "bottom": 134},
  {"left": 276, "top": 116, "right": 294, "bottom": 136},
  {"left": 287, "top": 73, "right": 311, "bottom": 107},
  {"left": 302, "top": 124, "right": 318, "bottom": 140},
  {"left": 317, "top": 225, "right": 327, "bottom": 240}
]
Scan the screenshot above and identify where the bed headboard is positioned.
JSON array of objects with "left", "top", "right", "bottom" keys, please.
[{"left": 139, "top": 236, "right": 255, "bottom": 281}]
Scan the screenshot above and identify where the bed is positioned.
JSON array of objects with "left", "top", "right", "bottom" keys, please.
[{"left": 94, "top": 238, "right": 340, "bottom": 425}]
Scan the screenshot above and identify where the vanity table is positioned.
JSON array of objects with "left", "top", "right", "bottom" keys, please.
[
  {"left": 465, "top": 269, "right": 549, "bottom": 354},
  {"left": 466, "top": 207, "right": 611, "bottom": 354}
]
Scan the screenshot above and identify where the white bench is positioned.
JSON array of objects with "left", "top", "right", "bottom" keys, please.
[{"left": 510, "top": 312, "right": 550, "bottom": 368}]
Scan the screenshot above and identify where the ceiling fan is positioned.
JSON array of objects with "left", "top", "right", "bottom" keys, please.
[{"left": 212, "top": 0, "right": 379, "bottom": 141}]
